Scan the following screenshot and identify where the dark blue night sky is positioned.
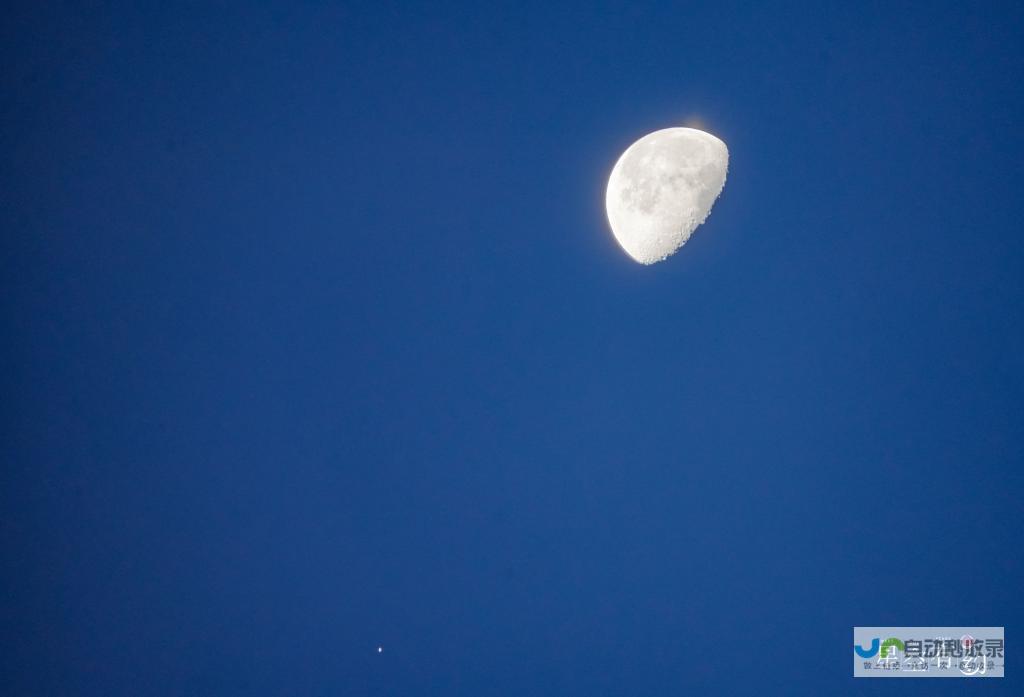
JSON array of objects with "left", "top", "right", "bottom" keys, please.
[{"left": 4, "top": 2, "right": 1023, "bottom": 695}]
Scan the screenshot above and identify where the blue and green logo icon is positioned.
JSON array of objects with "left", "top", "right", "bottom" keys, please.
[{"left": 855, "top": 637, "right": 905, "bottom": 658}]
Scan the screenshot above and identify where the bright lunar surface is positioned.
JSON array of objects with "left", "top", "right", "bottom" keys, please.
[{"left": 605, "top": 127, "right": 729, "bottom": 264}]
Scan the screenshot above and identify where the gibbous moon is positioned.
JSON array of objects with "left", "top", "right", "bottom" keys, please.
[{"left": 605, "top": 127, "right": 728, "bottom": 264}]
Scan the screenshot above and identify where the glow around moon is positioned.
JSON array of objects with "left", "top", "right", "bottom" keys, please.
[{"left": 605, "top": 127, "right": 728, "bottom": 264}]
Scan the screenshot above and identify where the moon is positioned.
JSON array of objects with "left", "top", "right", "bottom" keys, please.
[{"left": 605, "top": 127, "right": 729, "bottom": 264}]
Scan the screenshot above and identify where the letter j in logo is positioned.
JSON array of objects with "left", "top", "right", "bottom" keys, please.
[{"left": 855, "top": 638, "right": 880, "bottom": 658}]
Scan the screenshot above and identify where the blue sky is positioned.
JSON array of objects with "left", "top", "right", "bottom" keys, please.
[{"left": 4, "top": 2, "right": 1023, "bottom": 694}]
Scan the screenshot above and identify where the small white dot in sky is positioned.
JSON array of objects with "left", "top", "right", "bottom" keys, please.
[{"left": 377, "top": 646, "right": 383, "bottom": 653}]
